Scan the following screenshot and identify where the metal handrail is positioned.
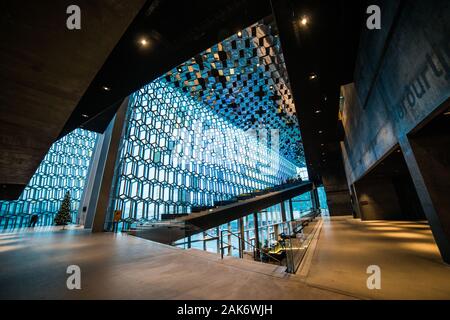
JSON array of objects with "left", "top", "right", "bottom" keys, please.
[{"left": 220, "top": 229, "right": 282, "bottom": 265}]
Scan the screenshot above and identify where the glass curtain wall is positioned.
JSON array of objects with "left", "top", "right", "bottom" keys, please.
[
  {"left": 0, "top": 128, "right": 98, "bottom": 227},
  {"left": 111, "top": 79, "right": 300, "bottom": 221}
]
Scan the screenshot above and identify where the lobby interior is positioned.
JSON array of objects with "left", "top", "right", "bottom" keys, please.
[{"left": 1, "top": 0, "right": 449, "bottom": 300}]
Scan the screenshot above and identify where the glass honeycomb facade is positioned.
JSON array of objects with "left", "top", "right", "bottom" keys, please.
[
  {"left": 0, "top": 129, "right": 98, "bottom": 227},
  {"left": 110, "top": 79, "right": 300, "bottom": 221}
]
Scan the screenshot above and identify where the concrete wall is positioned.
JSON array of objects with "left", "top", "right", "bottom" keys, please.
[
  {"left": 341, "top": 0, "right": 450, "bottom": 184},
  {"left": 355, "top": 177, "right": 402, "bottom": 220},
  {"left": 355, "top": 174, "right": 425, "bottom": 221}
]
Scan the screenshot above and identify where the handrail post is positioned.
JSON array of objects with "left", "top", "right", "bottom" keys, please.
[{"left": 219, "top": 230, "right": 224, "bottom": 260}]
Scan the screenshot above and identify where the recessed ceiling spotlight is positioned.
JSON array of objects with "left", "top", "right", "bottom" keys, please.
[
  {"left": 139, "top": 38, "right": 149, "bottom": 47},
  {"left": 444, "top": 110, "right": 450, "bottom": 116},
  {"left": 324, "top": 96, "right": 328, "bottom": 101},
  {"left": 269, "top": 85, "right": 274, "bottom": 90},
  {"left": 308, "top": 73, "right": 318, "bottom": 80},
  {"left": 300, "top": 16, "right": 309, "bottom": 26},
  {"left": 102, "top": 86, "right": 111, "bottom": 91},
  {"left": 81, "top": 114, "right": 89, "bottom": 118},
  {"left": 237, "top": 31, "right": 242, "bottom": 38},
  {"left": 177, "top": 67, "right": 182, "bottom": 72},
  {"left": 318, "top": 130, "right": 323, "bottom": 134},
  {"left": 315, "top": 109, "right": 321, "bottom": 114},
  {"left": 320, "top": 143, "right": 324, "bottom": 146}
]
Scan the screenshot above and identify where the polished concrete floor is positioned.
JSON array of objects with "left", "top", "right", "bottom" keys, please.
[
  {"left": 0, "top": 226, "right": 352, "bottom": 300},
  {"left": 1, "top": 217, "right": 449, "bottom": 300},
  {"left": 302, "top": 216, "right": 450, "bottom": 299}
]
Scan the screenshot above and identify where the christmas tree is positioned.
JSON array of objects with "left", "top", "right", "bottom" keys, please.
[{"left": 54, "top": 191, "right": 72, "bottom": 228}]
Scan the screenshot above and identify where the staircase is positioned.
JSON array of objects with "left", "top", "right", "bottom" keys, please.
[{"left": 127, "top": 180, "right": 312, "bottom": 244}]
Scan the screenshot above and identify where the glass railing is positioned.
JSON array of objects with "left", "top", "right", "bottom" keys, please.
[{"left": 281, "top": 210, "right": 321, "bottom": 273}]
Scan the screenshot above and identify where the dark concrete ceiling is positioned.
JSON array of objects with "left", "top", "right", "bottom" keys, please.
[
  {"left": 272, "top": 0, "right": 365, "bottom": 184},
  {"left": 0, "top": 0, "right": 146, "bottom": 199}
]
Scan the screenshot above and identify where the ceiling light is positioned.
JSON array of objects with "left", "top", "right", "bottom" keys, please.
[
  {"left": 320, "top": 143, "right": 324, "bottom": 146},
  {"left": 177, "top": 67, "right": 182, "bottom": 72},
  {"left": 315, "top": 109, "right": 321, "bottom": 114},
  {"left": 269, "top": 85, "right": 274, "bottom": 90},
  {"left": 237, "top": 31, "right": 242, "bottom": 38},
  {"left": 444, "top": 111, "right": 450, "bottom": 116},
  {"left": 300, "top": 17, "right": 309, "bottom": 26},
  {"left": 102, "top": 86, "right": 111, "bottom": 91},
  {"left": 318, "top": 130, "right": 323, "bottom": 134},
  {"left": 139, "top": 38, "right": 149, "bottom": 47},
  {"left": 308, "top": 73, "right": 318, "bottom": 80},
  {"left": 81, "top": 114, "right": 89, "bottom": 118}
]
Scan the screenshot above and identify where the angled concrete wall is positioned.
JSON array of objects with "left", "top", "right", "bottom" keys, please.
[
  {"left": 341, "top": 0, "right": 449, "bottom": 184},
  {"left": 341, "top": 0, "right": 450, "bottom": 262}
]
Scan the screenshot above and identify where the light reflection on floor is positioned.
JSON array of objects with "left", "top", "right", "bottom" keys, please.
[{"left": 304, "top": 217, "right": 450, "bottom": 299}]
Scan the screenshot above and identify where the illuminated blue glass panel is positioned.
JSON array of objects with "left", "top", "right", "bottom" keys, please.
[
  {"left": 112, "top": 79, "right": 300, "bottom": 220},
  {"left": 0, "top": 128, "right": 98, "bottom": 227},
  {"left": 317, "top": 186, "right": 328, "bottom": 209}
]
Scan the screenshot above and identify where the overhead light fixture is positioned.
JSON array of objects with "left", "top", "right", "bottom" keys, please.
[
  {"left": 300, "top": 16, "right": 309, "bottom": 26},
  {"left": 308, "top": 73, "right": 318, "bottom": 80},
  {"left": 177, "top": 67, "right": 182, "bottom": 72},
  {"left": 237, "top": 31, "right": 242, "bottom": 38},
  {"left": 81, "top": 114, "right": 89, "bottom": 118},
  {"left": 315, "top": 109, "right": 321, "bottom": 114},
  {"left": 139, "top": 38, "right": 149, "bottom": 47},
  {"left": 444, "top": 110, "right": 450, "bottom": 116},
  {"left": 318, "top": 130, "right": 323, "bottom": 134},
  {"left": 269, "top": 85, "right": 274, "bottom": 90},
  {"left": 320, "top": 143, "right": 324, "bottom": 146},
  {"left": 102, "top": 86, "right": 111, "bottom": 91}
]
